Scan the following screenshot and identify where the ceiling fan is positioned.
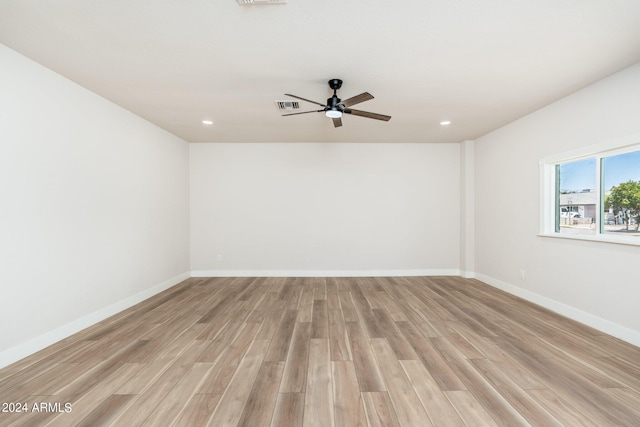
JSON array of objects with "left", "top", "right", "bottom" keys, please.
[{"left": 282, "top": 79, "right": 391, "bottom": 128}]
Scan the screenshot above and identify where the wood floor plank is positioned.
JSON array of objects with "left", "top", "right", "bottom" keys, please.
[
  {"left": 395, "top": 321, "right": 466, "bottom": 391},
  {"left": 298, "top": 285, "right": 315, "bottom": 323},
  {"left": 400, "top": 360, "right": 465, "bottom": 427},
  {"left": 441, "top": 356, "right": 530, "bottom": 426},
  {"left": 592, "top": 334, "right": 640, "bottom": 368},
  {"left": 109, "top": 340, "right": 211, "bottom": 426},
  {"left": 444, "top": 329, "right": 486, "bottom": 359},
  {"left": 150, "top": 322, "right": 208, "bottom": 361},
  {"left": 117, "top": 332, "right": 208, "bottom": 395},
  {"left": 587, "top": 356, "right": 640, "bottom": 390},
  {"left": 444, "top": 321, "right": 505, "bottom": 360},
  {"left": 444, "top": 390, "right": 500, "bottom": 427},
  {"left": 276, "top": 277, "right": 294, "bottom": 301},
  {"left": 362, "top": 392, "right": 401, "bottom": 427},
  {"left": 376, "top": 291, "right": 409, "bottom": 322},
  {"left": 11, "top": 362, "right": 80, "bottom": 399},
  {"left": 372, "top": 309, "right": 418, "bottom": 360},
  {"left": 369, "top": 338, "right": 433, "bottom": 427},
  {"left": 245, "top": 290, "right": 276, "bottom": 323},
  {"left": 196, "top": 283, "right": 245, "bottom": 324},
  {"left": 196, "top": 312, "right": 234, "bottom": 341},
  {"left": 332, "top": 361, "right": 367, "bottom": 427},
  {"left": 338, "top": 291, "right": 359, "bottom": 323},
  {"left": 345, "top": 322, "right": 386, "bottom": 392},
  {"left": 526, "top": 388, "right": 600, "bottom": 427},
  {"left": 389, "top": 291, "right": 443, "bottom": 338},
  {"left": 255, "top": 299, "right": 287, "bottom": 340},
  {"left": 205, "top": 339, "right": 270, "bottom": 427},
  {"left": 349, "top": 282, "right": 386, "bottom": 339},
  {"left": 495, "top": 336, "right": 640, "bottom": 426},
  {"left": 74, "top": 394, "right": 135, "bottom": 427},
  {"left": 328, "top": 309, "right": 352, "bottom": 361},
  {"left": 452, "top": 332, "right": 547, "bottom": 391},
  {"left": 303, "top": 339, "right": 334, "bottom": 427},
  {"left": 402, "top": 282, "right": 458, "bottom": 323},
  {"left": 0, "top": 340, "right": 81, "bottom": 385},
  {"left": 539, "top": 340, "right": 626, "bottom": 389},
  {"left": 361, "top": 286, "right": 386, "bottom": 310},
  {"left": 326, "top": 278, "right": 341, "bottom": 310},
  {"left": 197, "top": 322, "right": 260, "bottom": 394},
  {"left": 237, "top": 361, "right": 285, "bottom": 427},
  {"left": 542, "top": 332, "right": 636, "bottom": 386},
  {"left": 468, "top": 358, "right": 562, "bottom": 426},
  {"left": 265, "top": 309, "right": 298, "bottom": 362},
  {"left": 432, "top": 297, "right": 498, "bottom": 337},
  {"left": 284, "top": 280, "right": 304, "bottom": 310},
  {"left": 197, "top": 317, "right": 246, "bottom": 363},
  {"left": 173, "top": 394, "right": 222, "bottom": 427},
  {"left": 271, "top": 393, "right": 305, "bottom": 427},
  {"left": 141, "top": 362, "right": 214, "bottom": 426},
  {"left": 312, "top": 278, "right": 327, "bottom": 300},
  {"left": 603, "top": 387, "right": 640, "bottom": 419},
  {"left": 45, "top": 362, "right": 146, "bottom": 427},
  {"left": 311, "top": 299, "right": 329, "bottom": 339},
  {"left": 280, "top": 322, "right": 311, "bottom": 393},
  {"left": 52, "top": 339, "right": 154, "bottom": 399},
  {"left": 66, "top": 339, "right": 127, "bottom": 364}
]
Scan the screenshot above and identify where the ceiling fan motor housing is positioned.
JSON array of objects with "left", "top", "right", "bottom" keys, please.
[
  {"left": 328, "top": 95, "right": 341, "bottom": 109},
  {"left": 328, "top": 78, "right": 343, "bottom": 90},
  {"left": 328, "top": 79, "right": 343, "bottom": 109}
]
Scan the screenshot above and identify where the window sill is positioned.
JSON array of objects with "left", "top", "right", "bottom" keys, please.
[{"left": 538, "top": 232, "right": 640, "bottom": 247}]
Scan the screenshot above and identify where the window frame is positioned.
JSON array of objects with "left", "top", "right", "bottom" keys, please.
[{"left": 539, "top": 133, "right": 640, "bottom": 246}]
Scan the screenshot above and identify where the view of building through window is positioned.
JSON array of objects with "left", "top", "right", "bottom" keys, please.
[
  {"left": 558, "top": 158, "right": 597, "bottom": 235},
  {"left": 557, "top": 149, "right": 640, "bottom": 237}
]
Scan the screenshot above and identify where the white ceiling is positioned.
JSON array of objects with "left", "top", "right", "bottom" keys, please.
[{"left": 2, "top": 1, "right": 640, "bottom": 143}]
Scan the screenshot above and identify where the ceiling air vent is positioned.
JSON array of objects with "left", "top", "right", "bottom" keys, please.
[
  {"left": 275, "top": 100, "right": 300, "bottom": 111},
  {"left": 237, "top": 0, "right": 287, "bottom": 5}
]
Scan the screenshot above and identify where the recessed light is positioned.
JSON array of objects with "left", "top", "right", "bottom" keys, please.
[
  {"left": 440, "top": 120, "right": 451, "bottom": 126},
  {"left": 202, "top": 120, "right": 213, "bottom": 125}
]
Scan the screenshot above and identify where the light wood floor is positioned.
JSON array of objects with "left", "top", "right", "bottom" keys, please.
[{"left": 1, "top": 277, "right": 639, "bottom": 426}]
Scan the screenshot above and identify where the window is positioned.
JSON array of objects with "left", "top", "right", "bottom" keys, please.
[
  {"left": 603, "top": 150, "right": 640, "bottom": 235},
  {"left": 540, "top": 137, "right": 640, "bottom": 245},
  {"left": 557, "top": 158, "right": 597, "bottom": 235}
]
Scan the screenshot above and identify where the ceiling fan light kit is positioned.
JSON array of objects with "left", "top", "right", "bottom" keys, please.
[{"left": 283, "top": 79, "right": 391, "bottom": 128}]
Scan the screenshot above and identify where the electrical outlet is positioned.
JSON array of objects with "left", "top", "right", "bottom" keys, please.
[
  {"left": 520, "top": 269, "right": 526, "bottom": 280},
  {"left": 216, "top": 254, "right": 222, "bottom": 262}
]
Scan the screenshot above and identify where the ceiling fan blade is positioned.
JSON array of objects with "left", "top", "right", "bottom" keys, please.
[
  {"left": 343, "top": 108, "right": 391, "bottom": 121},
  {"left": 341, "top": 92, "right": 374, "bottom": 107},
  {"left": 284, "top": 94, "right": 327, "bottom": 107},
  {"left": 282, "top": 109, "right": 324, "bottom": 116},
  {"left": 332, "top": 117, "right": 342, "bottom": 128}
]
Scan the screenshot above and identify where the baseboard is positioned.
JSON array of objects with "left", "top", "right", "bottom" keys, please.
[
  {"left": 0, "top": 271, "right": 191, "bottom": 370},
  {"left": 460, "top": 270, "right": 476, "bottom": 279},
  {"left": 190, "top": 269, "right": 461, "bottom": 278},
  {"left": 475, "top": 273, "right": 640, "bottom": 348}
]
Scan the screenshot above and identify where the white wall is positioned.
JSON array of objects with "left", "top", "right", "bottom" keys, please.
[
  {"left": 0, "top": 45, "right": 190, "bottom": 366},
  {"left": 474, "top": 62, "right": 640, "bottom": 345},
  {"left": 190, "top": 142, "right": 460, "bottom": 275},
  {"left": 3, "top": 43, "right": 638, "bottom": 371}
]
